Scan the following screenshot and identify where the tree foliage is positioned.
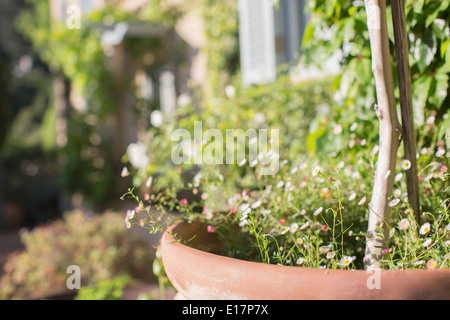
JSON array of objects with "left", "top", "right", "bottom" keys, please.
[{"left": 302, "top": 0, "right": 450, "bottom": 148}]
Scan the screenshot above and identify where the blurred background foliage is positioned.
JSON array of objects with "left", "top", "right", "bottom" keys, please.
[
  {"left": 301, "top": 0, "right": 450, "bottom": 152},
  {"left": 0, "top": 210, "right": 154, "bottom": 299},
  {"left": 0, "top": 0, "right": 448, "bottom": 299}
]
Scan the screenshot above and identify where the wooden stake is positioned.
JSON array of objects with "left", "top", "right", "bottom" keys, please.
[
  {"left": 363, "top": 0, "right": 401, "bottom": 269},
  {"left": 391, "top": 0, "right": 421, "bottom": 226}
]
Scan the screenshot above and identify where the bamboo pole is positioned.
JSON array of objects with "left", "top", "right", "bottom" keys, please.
[
  {"left": 391, "top": 0, "right": 421, "bottom": 226},
  {"left": 363, "top": 0, "right": 401, "bottom": 269}
]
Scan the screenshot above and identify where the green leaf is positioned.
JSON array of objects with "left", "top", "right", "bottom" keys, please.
[
  {"left": 430, "top": 72, "right": 449, "bottom": 109},
  {"left": 413, "top": 32, "right": 437, "bottom": 73},
  {"left": 412, "top": 75, "right": 432, "bottom": 125},
  {"left": 441, "top": 39, "right": 450, "bottom": 60}
]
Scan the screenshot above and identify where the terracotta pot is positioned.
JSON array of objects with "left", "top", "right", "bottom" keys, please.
[{"left": 161, "top": 222, "right": 450, "bottom": 300}]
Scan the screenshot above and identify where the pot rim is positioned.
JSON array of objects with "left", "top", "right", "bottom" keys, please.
[
  {"left": 161, "top": 221, "right": 450, "bottom": 300},
  {"left": 162, "top": 221, "right": 450, "bottom": 275}
]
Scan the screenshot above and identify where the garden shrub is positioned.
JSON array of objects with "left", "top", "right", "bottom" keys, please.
[{"left": 0, "top": 210, "right": 154, "bottom": 300}]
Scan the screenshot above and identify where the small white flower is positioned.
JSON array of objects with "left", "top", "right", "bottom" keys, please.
[
  {"left": 121, "top": 167, "right": 129, "bottom": 177},
  {"left": 290, "top": 167, "right": 298, "bottom": 174},
  {"left": 401, "top": 192, "right": 408, "bottom": 203},
  {"left": 398, "top": 218, "right": 410, "bottom": 231},
  {"left": 352, "top": 171, "right": 362, "bottom": 180},
  {"left": 348, "top": 192, "right": 357, "bottom": 201},
  {"left": 238, "top": 158, "right": 247, "bottom": 167},
  {"left": 253, "top": 112, "right": 266, "bottom": 125},
  {"left": 127, "top": 142, "right": 149, "bottom": 169},
  {"left": 299, "top": 221, "right": 310, "bottom": 230},
  {"left": 349, "top": 122, "right": 358, "bottom": 132},
  {"left": 426, "top": 116, "right": 435, "bottom": 125},
  {"left": 446, "top": 223, "right": 450, "bottom": 232},
  {"left": 393, "top": 189, "right": 401, "bottom": 198},
  {"left": 297, "top": 238, "right": 303, "bottom": 245},
  {"left": 445, "top": 240, "right": 450, "bottom": 247},
  {"left": 318, "top": 245, "right": 332, "bottom": 254},
  {"left": 239, "top": 219, "right": 248, "bottom": 227},
  {"left": 281, "top": 227, "right": 290, "bottom": 235},
  {"left": 394, "top": 173, "right": 403, "bottom": 182},
  {"left": 401, "top": 159, "right": 412, "bottom": 170},
  {"left": 313, "top": 207, "right": 323, "bottom": 216},
  {"left": 333, "top": 123, "right": 343, "bottom": 135},
  {"left": 241, "top": 207, "right": 251, "bottom": 217},
  {"left": 388, "top": 198, "right": 400, "bottom": 207},
  {"left": 251, "top": 200, "right": 262, "bottom": 209},
  {"left": 384, "top": 170, "right": 391, "bottom": 180},
  {"left": 422, "top": 238, "right": 433, "bottom": 247},
  {"left": 290, "top": 223, "right": 299, "bottom": 233},
  {"left": 349, "top": 139, "right": 356, "bottom": 148},
  {"left": 150, "top": 110, "right": 164, "bottom": 128},
  {"left": 419, "top": 222, "right": 431, "bottom": 235},
  {"left": 296, "top": 257, "right": 304, "bottom": 265},
  {"left": 312, "top": 166, "right": 321, "bottom": 177},
  {"left": 339, "top": 256, "right": 355, "bottom": 267},
  {"left": 177, "top": 93, "right": 191, "bottom": 108},
  {"left": 358, "top": 196, "right": 367, "bottom": 206},
  {"left": 225, "top": 85, "right": 236, "bottom": 98},
  {"left": 326, "top": 252, "right": 335, "bottom": 259},
  {"left": 412, "top": 260, "right": 425, "bottom": 266},
  {"left": 239, "top": 203, "right": 250, "bottom": 212},
  {"left": 435, "top": 148, "right": 446, "bottom": 157},
  {"left": 276, "top": 181, "right": 285, "bottom": 188}
]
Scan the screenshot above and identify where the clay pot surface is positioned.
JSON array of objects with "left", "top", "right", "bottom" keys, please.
[{"left": 161, "top": 222, "right": 450, "bottom": 300}]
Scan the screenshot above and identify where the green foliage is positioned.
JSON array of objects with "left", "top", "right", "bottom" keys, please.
[
  {"left": 125, "top": 76, "right": 335, "bottom": 193},
  {"left": 302, "top": 0, "right": 450, "bottom": 151},
  {"left": 127, "top": 132, "right": 449, "bottom": 270},
  {"left": 0, "top": 210, "right": 154, "bottom": 300},
  {"left": 15, "top": 0, "right": 179, "bottom": 206},
  {"left": 201, "top": 0, "right": 240, "bottom": 97},
  {"left": 119, "top": 0, "right": 450, "bottom": 273},
  {"left": 74, "top": 275, "right": 130, "bottom": 300}
]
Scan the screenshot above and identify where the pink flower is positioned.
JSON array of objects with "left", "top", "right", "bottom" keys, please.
[
  {"left": 178, "top": 166, "right": 183, "bottom": 172},
  {"left": 382, "top": 248, "right": 393, "bottom": 254},
  {"left": 426, "top": 259, "right": 437, "bottom": 270},
  {"left": 322, "top": 225, "right": 329, "bottom": 232},
  {"left": 230, "top": 207, "right": 237, "bottom": 213},
  {"left": 144, "top": 193, "right": 150, "bottom": 201},
  {"left": 180, "top": 198, "right": 188, "bottom": 206},
  {"left": 139, "top": 220, "right": 145, "bottom": 227},
  {"left": 207, "top": 225, "right": 215, "bottom": 233},
  {"left": 278, "top": 218, "right": 286, "bottom": 224}
]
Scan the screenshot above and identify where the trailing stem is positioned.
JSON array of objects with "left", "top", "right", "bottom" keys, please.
[{"left": 363, "top": 0, "right": 401, "bottom": 270}]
